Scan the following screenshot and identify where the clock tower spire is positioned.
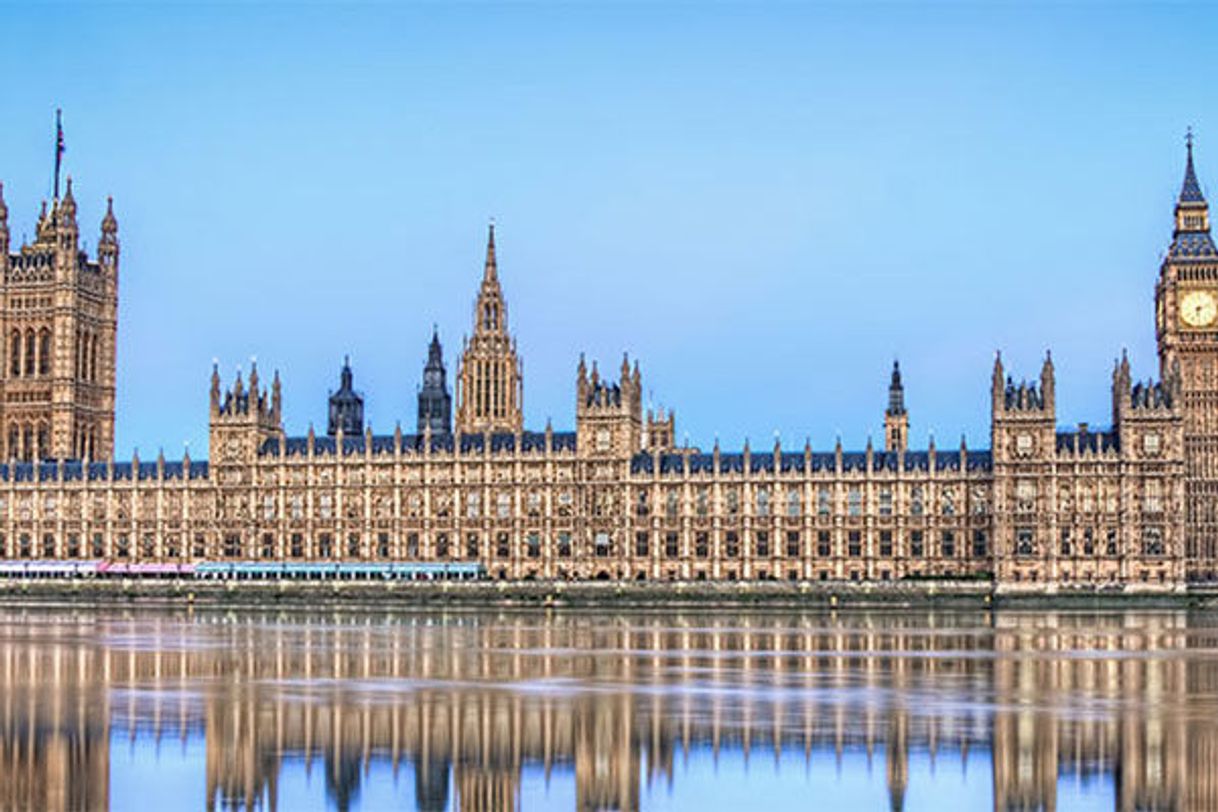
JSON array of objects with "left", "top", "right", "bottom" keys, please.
[{"left": 1156, "top": 131, "right": 1218, "bottom": 579}]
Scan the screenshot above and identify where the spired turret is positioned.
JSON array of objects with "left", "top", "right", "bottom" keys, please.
[
  {"left": 209, "top": 362, "right": 283, "bottom": 464},
  {"left": 576, "top": 353, "right": 643, "bottom": 457},
  {"left": 417, "top": 328, "right": 452, "bottom": 434},
  {"left": 327, "top": 357, "right": 364, "bottom": 437},
  {"left": 884, "top": 360, "right": 908, "bottom": 453}
]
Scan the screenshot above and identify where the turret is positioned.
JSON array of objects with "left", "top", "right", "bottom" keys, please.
[
  {"left": 209, "top": 363, "right": 284, "bottom": 464},
  {"left": 327, "top": 356, "right": 364, "bottom": 436},
  {"left": 99, "top": 196, "right": 118, "bottom": 274},
  {"left": 576, "top": 352, "right": 644, "bottom": 457},
  {"left": 884, "top": 360, "right": 908, "bottom": 453},
  {"left": 417, "top": 328, "right": 452, "bottom": 434}
]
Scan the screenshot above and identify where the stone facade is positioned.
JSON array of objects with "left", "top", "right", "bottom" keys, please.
[{"left": 0, "top": 144, "right": 1215, "bottom": 592}]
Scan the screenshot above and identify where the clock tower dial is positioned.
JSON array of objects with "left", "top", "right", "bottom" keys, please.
[{"left": 1180, "top": 289, "right": 1218, "bottom": 328}]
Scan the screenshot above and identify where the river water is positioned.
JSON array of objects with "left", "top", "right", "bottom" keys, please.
[{"left": 1, "top": 606, "right": 1216, "bottom": 811}]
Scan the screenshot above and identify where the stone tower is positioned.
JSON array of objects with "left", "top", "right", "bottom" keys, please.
[
  {"left": 1155, "top": 133, "right": 1218, "bottom": 576},
  {"left": 884, "top": 360, "right": 908, "bottom": 453},
  {"left": 417, "top": 328, "right": 452, "bottom": 434},
  {"left": 208, "top": 363, "right": 282, "bottom": 467},
  {"left": 0, "top": 171, "right": 118, "bottom": 461},
  {"left": 455, "top": 224, "right": 523, "bottom": 434},
  {"left": 576, "top": 354, "right": 642, "bottom": 458},
  {"left": 327, "top": 357, "right": 364, "bottom": 436}
]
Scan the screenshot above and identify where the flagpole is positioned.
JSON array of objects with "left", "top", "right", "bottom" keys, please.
[{"left": 53, "top": 108, "right": 63, "bottom": 202}]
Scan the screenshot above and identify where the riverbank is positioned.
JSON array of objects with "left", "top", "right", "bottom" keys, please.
[{"left": 0, "top": 578, "right": 1214, "bottom": 611}]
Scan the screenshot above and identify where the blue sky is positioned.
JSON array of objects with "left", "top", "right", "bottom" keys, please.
[{"left": 0, "top": 2, "right": 1214, "bottom": 457}]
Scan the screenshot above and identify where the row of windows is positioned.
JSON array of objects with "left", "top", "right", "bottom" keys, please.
[
  {"left": 1012, "top": 526, "right": 1167, "bottom": 558},
  {"left": 0, "top": 529, "right": 990, "bottom": 562}
]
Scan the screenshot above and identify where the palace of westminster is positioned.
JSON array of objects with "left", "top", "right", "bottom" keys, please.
[{"left": 2, "top": 133, "right": 1218, "bottom": 591}]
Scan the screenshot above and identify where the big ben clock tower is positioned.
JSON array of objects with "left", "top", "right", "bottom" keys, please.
[{"left": 1156, "top": 132, "right": 1218, "bottom": 577}]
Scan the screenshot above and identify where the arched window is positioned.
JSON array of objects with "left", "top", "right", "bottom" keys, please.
[
  {"left": 38, "top": 329, "right": 51, "bottom": 376},
  {"left": 6, "top": 425, "right": 16, "bottom": 460},
  {"left": 9, "top": 331, "right": 19, "bottom": 377},
  {"left": 23, "top": 330, "right": 34, "bottom": 376},
  {"left": 22, "top": 424, "right": 33, "bottom": 462},
  {"left": 36, "top": 424, "right": 48, "bottom": 461},
  {"left": 90, "top": 334, "right": 99, "bottom": 382}
]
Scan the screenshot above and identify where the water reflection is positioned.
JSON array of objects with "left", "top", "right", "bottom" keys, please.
[{"left": 1, "top": 608, "right": 1217, "bottom": 811}]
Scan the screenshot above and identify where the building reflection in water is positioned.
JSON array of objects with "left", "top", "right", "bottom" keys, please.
[{"left": 1, "top": 609, "right": 1217, "bottom": 811}]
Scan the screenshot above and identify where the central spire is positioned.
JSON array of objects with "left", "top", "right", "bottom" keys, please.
[
  {"left": 1170, "top": 131, "right": 1215, "bottom": 257},
  {"left": 483, "top": 220, "right": 498, "bottom": 283},
  {"left": 456, "top": 222, "right": 523, "bottom": 434}
]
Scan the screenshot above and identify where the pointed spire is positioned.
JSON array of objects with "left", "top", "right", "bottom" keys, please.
[
  {"left": 0, "top": 181, "right": 7, "bottom": 222},
  {"left": 101, "top": 196, "right": 117, "bottom": 237},
  {"left": 886, "top": 360, "right": 906, "bottom": 416},
  {"left": 1181, "top": 128, "right": 1206, "bottom": 204},
  {"left": 483, "top": 220, "right": 498, "bottom": 282}
]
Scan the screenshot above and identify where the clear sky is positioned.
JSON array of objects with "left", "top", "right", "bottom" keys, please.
[{"left": 0, "top": 2, "right": 1214, "bottom": 458}]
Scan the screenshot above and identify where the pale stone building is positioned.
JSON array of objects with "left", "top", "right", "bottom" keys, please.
[{"left": 0, "top": 139, "right": 1215, "bottom": 592}]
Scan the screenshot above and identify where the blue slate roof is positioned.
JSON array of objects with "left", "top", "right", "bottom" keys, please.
[
  {"left": 260, "top": 430, "right": 577, "bottom": 458},
  {"left": 1169, "top": 230, "right": 1218, "bottom": 259},
  {"left": 1056, "top": 429, "right": 1119, "bottom": 454}
]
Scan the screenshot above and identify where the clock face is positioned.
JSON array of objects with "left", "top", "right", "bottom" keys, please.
[{"left": 1180, "top": 289, "right": 1218, "bottom": 328}]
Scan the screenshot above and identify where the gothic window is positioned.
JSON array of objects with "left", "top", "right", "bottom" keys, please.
[
  {"left": 665, "top": 533, "right": 679, "bottom": 557},
  {"left": 497, "top": 492, "right": 511, "bottom": 518},
  {"left": 1015, "top": 527, "right": 1035, "bottom": 556},
  {"left": 1080, "top": 484, "right": 1094, "bottom": 513},
  {"left": 940, "top": 531, "right": 955, "bottom": 558},
  {"left": 755, "top": 531, "right": 770, "bottom": 557},
  {"left": 406, "top": 533, "right": 419, "bottom": 558},
  {"left": 847, "top": 487, "right": 862, "bottom": 517},
  {"left": 37, "top": 329, "right": 50, "bottom": 376},
  {"left": 557, "top": 532, "right": 572, "bottom": 558},
  {"left": 910, "top": 530, "right": 924, "bottom": 557},
  {"left": 318, "top": 533, "right": 333, "bottom": 558},
  {"left": 1060, "top": 528, "right": 1072, "bottom": 556},
  {"left": 972, "top": 530, "right": 988, "bottom": 558},
  {"left": 318, "top": 493, "right": 333, "bottom": 519},
  {"left": 263, "top": 495, "right": 276, "bottom": 520},
  {"left": 529, "top": 491, "right": 544, "bottom": 517},
  {"left": 468, "top": 533, "right": 482, "bottom": 559},
  {"left": 696, "top": 487, "right": 709, "bottom": 516},
  {"left": 726, "top": 489, "right": 740, "bottom": 516},
  {"left": 347, "top": 534, "right": 361, "bottom": 558},
  {"left": 594, "top": 532, "right": 611, "bottom": 558},
  {"left": 36, "top": 424, "right": 47, "bottom": 461},
  {"left": 466, "top": 491, "right": 481, "bottom": 518},
  {"left": 786, "top": 489, "right": 801, "bottom": 517},
  {"left": 879, "top": 531, "right": 893, "bottom": 557},
  {"left": 436, "top": 533, "right": 449, "bottom": 558},
  {"left": 878, "top": 487, "right": 893, "bottom": 516},
  {"left": 1142, "top": 527, "right": 1165, "bottom": 557},
  {"left": 847, "top": 531, "right": 862, "bottom": 557},
  {"left": 816, "top": 531, "right": 831, "bottom": 557},
  {"left": 23, "top": 329, "right": 34, "bottom": 376},
  {"left": 756, "top": 488, "right": 770, "bottom": 517},
  {"left": 786, "top": 531, "right": 801, "bottom": 557},
  {"left": 1015, "top": 480, "right": 1035, "bottom": 512},
  {"left": 6, "top": 425, "right": 15, "bottom": 460},
  {"left": 9, "top": 331, "right": 18, "bottom": 377},
  {"left": 665, "top": 489, "right": 679, "bottom": 519},
  {"left": 817, "top": 486, "right": 831, "bottom": 516},
  {"left": 261, "top": 534, "right": 275, "bottom": 559},
  {"left": 290, "top": 495, "right": 304, "bottom": 519},
  {"left": 725, "top": 531, "right": 739, "bottom": 558},
  {"left": 941, "top": 487, "right": 956, "bottom": 516},
  {"left": 910, "top": 486, "right": 924, "bottom": 516},
  {"left": 634, "top": 532, "right": 648, "bottom": 558},
  {"left": 558, "top": 490, "right": 574, "bottom": 517},
  {"left": 972, "top": 486, "right": 988, "bottom": 515},
  {"left": 527, "top": 533, "right": 542, "bottom": 559},
  {"left": 695, "top": 532, "right": 709, "bottom": 558},
  {"left": 1144, "top": 480, "right": 1163, "bottom": 513},
  {"left": 407, "top": 493, "right": 422, "bottom": 518}
]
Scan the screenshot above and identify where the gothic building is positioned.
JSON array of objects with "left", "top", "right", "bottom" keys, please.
[
  {"left": 0, "top": 135, "right": 1213, "bottom": 591},
  {"left": 0, "top": 179, "right": 117, "bottom": 462}
]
